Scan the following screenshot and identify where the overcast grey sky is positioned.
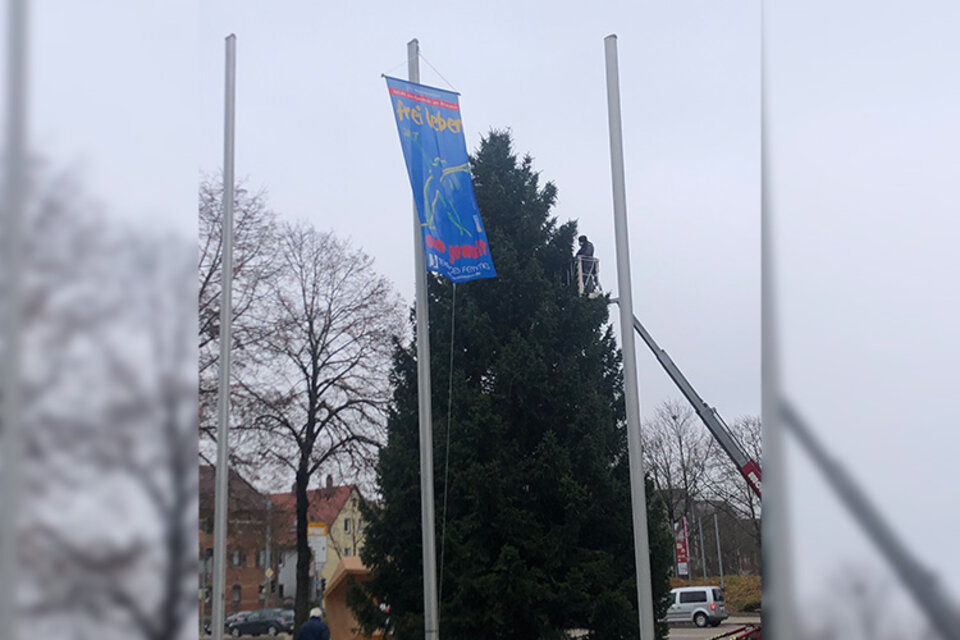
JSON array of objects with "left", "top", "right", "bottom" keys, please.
[
  {"left": 23, "top": 2, "right": 762, "bottom": 427},
  {"left": 766, "top": 0, "right": 960, "bottom": 616},
  {"left": 19, "top": 0, "right": 960, "bottom": 622}
]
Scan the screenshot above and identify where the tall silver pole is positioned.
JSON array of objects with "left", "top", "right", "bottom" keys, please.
[
  {"left": 713, "top": 512, "right": 724, "bottom": 590},
  {"left": 698, "top": 517, "right": 707, "bottom": 580},
  {"left": 211, "top": 33, "right": 237, "bottom": 640},
  {"left": 760, "top": 4, "right": 797, "bottom": 636},
  {"left": 603, "top": 34, "right": 655, "bottom": 640},
  {"left": 1, "top": 3, "right": 26, "bottom": 640},
  {"left": 265, "top": 498, "right": 272, "bottom": 608},
  {"left": 409, "top": 38, "right": 440, "bottom": 640},
  {"left": 672, "top": 524, "right": 679, "bottom": 576}
]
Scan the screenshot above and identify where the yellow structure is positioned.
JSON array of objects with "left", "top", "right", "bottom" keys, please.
[
  {"left": 324, "top": 556, "right": 381, "bottom": 640},
  {"left": 317, "top": 486, "right": 367, "bottom": 590},
  {"left": 270, "top": 478, "right": 369, "bottom": 606}
]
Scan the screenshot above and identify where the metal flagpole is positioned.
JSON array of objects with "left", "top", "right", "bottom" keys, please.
[
  {"left": 265, "top": 497, "right": 272, "bottom": 608},
  {"left": 603, "top": 34, "right": 655, "bottom": 640},
  {"left": 672, "top": 524, "right": 679, "bottom": 576},
  {"left": 698, "top": 517, "right": 707, "bottom": 580},
  {"left": 714, "top": 512, "right": 724, "bottom": 590},
  {"left": 211, "top": 33, "right": 238, "bottom": 640},
  {"left": 1, "top": 3, "right": 27, "bottom": 640},
  {"left": 408, "top": 38, "right": 440, "bottom": 640}
]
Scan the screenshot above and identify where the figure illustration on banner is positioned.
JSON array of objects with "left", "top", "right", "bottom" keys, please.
[{"left": 401, "top": 128, "right": 472, "bottom": 237}]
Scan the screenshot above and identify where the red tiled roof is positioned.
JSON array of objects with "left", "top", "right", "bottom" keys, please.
[
  {"left": 198, "top": 464, "right": 269, "bottom": 514},
  {"left": 197, "top": 464, "right": 361, "bottom": 548},
  {"left": 269, "top": 485, "right": 358, "bottom": 547}
]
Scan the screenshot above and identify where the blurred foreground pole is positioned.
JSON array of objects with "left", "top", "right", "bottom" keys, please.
[
  {"left": 211, "top": 33, "right": 237, "bottom": 640},
  {"left": 408, "top": 38, "right": 440, "bottom": 640},
  {"left": 1, "top": 2, "right": 26, "bottom": 640},
  {"left": 603, "top": 34, "right": 655, "bottom": 640},
  {"left": 761, "top": 4, "right": 798, "bottom": 636}
]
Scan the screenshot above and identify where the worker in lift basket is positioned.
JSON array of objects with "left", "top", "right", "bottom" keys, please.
[
  {"left": 575, "top": 235, "right": 598, "bottom": 292},
  {"left": 576, "top": 234, "right": 594, "bottom": 258},
  {"left": 296, "top": 607, "right": 330, "bottom": 640}
]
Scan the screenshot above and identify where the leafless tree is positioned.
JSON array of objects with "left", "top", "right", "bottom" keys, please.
[
  {"left": 234, "top": 221, "right": 403, "bottom": 629},
  {"left": 197, "top": 175, "right": 280, "bottom": 478},
  {"left": 703, "top": 415, "right": 762, "bottom": 553},
  {"left": 15, "top": 165, "right": 198, "bottom": 640},
  {"left": 801, "top": 565, "right": 931, "bottom": 640},
  {"left": 642, "top": 400, "right": 714, "bottom": 527}
]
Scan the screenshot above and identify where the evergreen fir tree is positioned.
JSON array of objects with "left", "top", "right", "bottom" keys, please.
[{"left": 352, "top": 131, "right": 673, "bottom": 640}]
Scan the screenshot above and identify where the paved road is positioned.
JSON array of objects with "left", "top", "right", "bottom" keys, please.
[
  {"left": 211, "top": 616, "right": 761, "bottom": 639},
  {"left": 668, "top": 615, "right": 761, "bottom": 639}
]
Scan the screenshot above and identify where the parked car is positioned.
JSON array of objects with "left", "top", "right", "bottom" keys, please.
[
  {"left": 227, "top": 608, "right": 290, "bottom": 637},
  {"left": 226, "top": 612, "right": 252, "bottom": 626},
  {"left": 203, "top": 612, "right": 250, "bottom": 635},
  {"left": 665, "top": 586, "right": 728, "bottom": 628},
  {"left": 265, "top": 608, "right": 294, "bottom": 633}
]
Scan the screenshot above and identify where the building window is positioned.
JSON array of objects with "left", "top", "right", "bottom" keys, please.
[
  {"left": 345, "top": 548, "right": 351, "bottom": 557},
  {"left": 231, "top": 549, "right": 244, "bottom": 567},
  {"left": 358, "top": 519, "right": 364, "bottom": 532},
  {"left": 255, "top": 550, "right": 266, "bottom": 568},
  {"left": 203, "top": 548, "right": 214, "bottom": 576},
  {"left": 344, "top": 519, "right": 351, "bottom": 533},
  {"left": 278, "top": 585, "right": 284, "bottom": 599},
  {"left": 232, "top": 585, "right": 241, "bottom": 604}
]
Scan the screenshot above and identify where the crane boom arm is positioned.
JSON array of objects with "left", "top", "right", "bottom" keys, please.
[{"left": 628, "top": 313, "right": 762, "bottom": 499}]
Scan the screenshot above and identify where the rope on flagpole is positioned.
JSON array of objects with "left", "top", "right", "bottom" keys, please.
[
  {"left": 418, "top": 52, "right": 458, "bottom": 92},
  {"left": 382, "top": 51, "right": 458, "bottom": 94},
  {"left": 438, "top": 281, "right": 457, "bottom": 610},
  {"left": 382, "top": 58, "right": 409, "bottom": 76}
]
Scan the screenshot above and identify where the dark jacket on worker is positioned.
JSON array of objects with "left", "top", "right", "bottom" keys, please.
[{"left": 296, "top": 616, "right": 330, "bottom": 640}]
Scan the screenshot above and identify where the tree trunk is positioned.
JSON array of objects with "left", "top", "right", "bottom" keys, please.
[{"left": 294, "top": 464, "right": 311, "bottom": 634}]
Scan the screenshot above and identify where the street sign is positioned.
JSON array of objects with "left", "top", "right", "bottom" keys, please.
[
  {"left": 265, "top": 567, "right": 274, "bottom": 579},
  {"left": 308, "top": 522, "right": 328, "bottom": 566}
]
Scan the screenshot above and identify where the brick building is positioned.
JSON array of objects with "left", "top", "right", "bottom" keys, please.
[
  {"left": 198, "top": 466, "right": 367, "bottom": 625},
  {"left": 198, "top": 466, "right": 287, "bottom": 623}
]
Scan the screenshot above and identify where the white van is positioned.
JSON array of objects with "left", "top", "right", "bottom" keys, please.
[{"left": 666, "top": 586, "right": 728, "bottom": 627}]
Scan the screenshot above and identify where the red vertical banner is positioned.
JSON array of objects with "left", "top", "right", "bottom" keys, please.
[{"left": 676, "top": 518, "right": 690, "bottom": 576}]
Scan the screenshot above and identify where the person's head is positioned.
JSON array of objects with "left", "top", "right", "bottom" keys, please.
[
  {"left": 309, "top": 607, "right": 322, "bottom": 619},
  {"left": 578, "top": 235, "right": 588, "bottom": 245}
]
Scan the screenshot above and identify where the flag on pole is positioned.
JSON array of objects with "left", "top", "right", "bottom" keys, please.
[{"left": 385, "top": 76, "right": 496, "bottom": 283}]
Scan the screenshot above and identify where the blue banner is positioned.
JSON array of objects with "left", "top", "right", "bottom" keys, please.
[{"left": 385, "top": 76, "right": 496, "bottom": 283}]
